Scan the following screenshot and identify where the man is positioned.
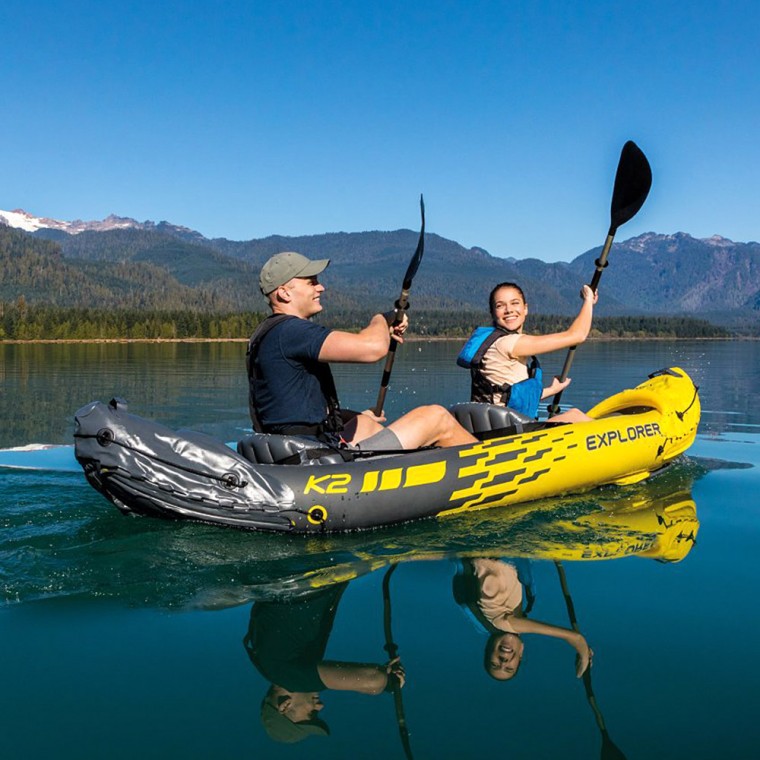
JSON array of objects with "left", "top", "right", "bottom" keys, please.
[
  {"left": 244, "top": 583, "right": 405, "bottom": 744},
  {"left": 247, "top": 251, "right": 477, "bottom": 449}
]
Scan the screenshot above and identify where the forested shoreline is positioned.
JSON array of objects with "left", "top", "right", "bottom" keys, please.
[{"left": 0, "top": 301, "right": 733, "bottom": 341}]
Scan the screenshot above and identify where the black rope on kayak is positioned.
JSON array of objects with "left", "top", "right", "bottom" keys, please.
[
  {"left": 675, "top": 384, "right": 700, "bottom": 421},
  {"left": 273, "top": 444, "right": 437, "bottom": 466},
  {"left": 73, "top": 433, "right": 249, "bottom": 489},
  {"left": 352, "top": 445, "right": 438, "bottom": 458}
]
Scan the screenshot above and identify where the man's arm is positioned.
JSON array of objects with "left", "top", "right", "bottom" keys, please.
[
  {"left": 317, "top": 659, "right": 406, "bottom": 694},
  {"left": 319, "top": 313, "right": 404, "bottom": 363}
]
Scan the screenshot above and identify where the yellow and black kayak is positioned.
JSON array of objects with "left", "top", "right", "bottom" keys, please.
[{"left": 73, "top": 367, "right": 700, "bottom": 533}]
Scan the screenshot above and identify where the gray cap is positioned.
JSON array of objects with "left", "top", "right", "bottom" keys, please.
[
  {"left": 259, "top": 251, "right": 330, "bottom": 294},
  {"left": 260, "top": 702, "right": 330, "bottom": 743}
]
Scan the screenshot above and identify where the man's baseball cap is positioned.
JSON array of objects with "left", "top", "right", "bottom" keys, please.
[
  {"left": 260, "top": 702, "right": 330, "bottom": 743},
  {"left": 259, "top": 251, "right": 330, "bottom": 294}
]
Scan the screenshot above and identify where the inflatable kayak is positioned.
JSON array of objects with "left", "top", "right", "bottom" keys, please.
[{"left": 73, "top": 367, "right": 700, "bottom": 533}]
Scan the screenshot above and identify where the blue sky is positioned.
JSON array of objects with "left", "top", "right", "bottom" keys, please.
[{"left": 3, "top": 0, "right": 758, "bottom": 261}]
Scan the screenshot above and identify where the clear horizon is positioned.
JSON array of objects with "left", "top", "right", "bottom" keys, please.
[{"left": 3, "top": 1, "right": 758, "bottom": 262}]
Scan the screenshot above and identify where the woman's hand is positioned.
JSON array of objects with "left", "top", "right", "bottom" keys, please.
[
  {"left": 580, "top": 284, "right": 599, "bottom": 305},
  {"left": 543, "top": 375, "right": 571, "bottom": 398},
  {"left": 571, "top": 633, "right": 593, "bottom": 677},
  {"left": 362, "top": 408, "right": 387, "bottom": 423}
]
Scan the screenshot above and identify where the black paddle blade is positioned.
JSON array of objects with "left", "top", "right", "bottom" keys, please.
[
  {"left": 402, "top": 194, "right": 425, "bottom": 289},
  {"left": 609, "top": 141, "right": 652, "bottom": 234},
  {"left": 601, "top": 730, "right": 628, "bottom": 760}
]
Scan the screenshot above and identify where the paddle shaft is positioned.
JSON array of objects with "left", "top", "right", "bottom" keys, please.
[
  {"left": 547, "top": 231, "right": 612, "bottom": 415},
  {"left": 382, "top": 564, "right": 414, "bottom": 760},
  {"left": 374, "top": 196, "right": 425, "bottom": 416},
  {"left": 556, "top": 562, "right": 628, "bottom": 760},
  {"left": 555, "top": 562, "right": 607, "bottom": 727},
  {"left": 374, "top": 286, "right": 411, "bottom": 415}
]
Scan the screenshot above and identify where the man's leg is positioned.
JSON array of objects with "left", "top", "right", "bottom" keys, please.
[
  {"left": 342, "top": 412, "right": 385, "bottom": 442},
  {"left": 386, "top": 405, "right": 477, "bottom": 448}
]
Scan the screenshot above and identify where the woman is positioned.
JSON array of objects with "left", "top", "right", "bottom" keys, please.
[
  {"left": 458, "top": 282, "right": 598, "bottom": 422},
  {"left": 453, "top": 558, "right": 592, "bottom": 681}
]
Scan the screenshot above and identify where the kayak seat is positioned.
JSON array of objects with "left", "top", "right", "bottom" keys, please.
[
  {"left": 237, "top": 434, "right": 346, "bottom": 466},
  {"left": 449, "top": 402, "right": 536, "bottom": 439}
]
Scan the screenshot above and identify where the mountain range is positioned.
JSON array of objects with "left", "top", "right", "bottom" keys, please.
[{"left": 1, "top": 208, "right": 758, "bottom": 330}]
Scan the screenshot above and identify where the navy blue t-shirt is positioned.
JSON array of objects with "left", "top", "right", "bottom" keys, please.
[
  {"left": 243, "top": 584, "right": 347, "bottom": 692},
  {"left": 252, "top": 317, "right": 334, "bottom": 429}
]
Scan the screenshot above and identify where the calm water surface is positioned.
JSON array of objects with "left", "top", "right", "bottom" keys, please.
[{"left": 1, "top": 340, "right": 759, "bottom": 759}]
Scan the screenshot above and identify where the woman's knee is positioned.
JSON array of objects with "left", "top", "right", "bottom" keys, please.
[{"left": 553, "top": 408, "right": 591, "bottom": 423}]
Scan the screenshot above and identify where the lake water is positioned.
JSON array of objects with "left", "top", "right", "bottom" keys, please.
[{"left": 1, "top": 339, "right": 759, "bottom": 759}]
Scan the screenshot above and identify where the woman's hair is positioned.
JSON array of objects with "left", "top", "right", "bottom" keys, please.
[{"left": 488, "top": 282, "right": 526, "bottom": 315}]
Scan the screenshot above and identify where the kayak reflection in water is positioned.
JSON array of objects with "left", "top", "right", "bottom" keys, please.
[
  {"left": 454, "top": 558, "right": 592, "bottom": 680},
  {"left": 243, "top": 583, "right": 405, "bottom": 744}
]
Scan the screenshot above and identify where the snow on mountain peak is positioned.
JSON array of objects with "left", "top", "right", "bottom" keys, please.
[
  {"left": 0, "top": 207, "right": 146, "bottom": 235},
  {"left": 0, "top": 208, "right": 203, "bottom": 239},
  {"left": 0, "top": 209, "right": 54, "bottom": 232}
]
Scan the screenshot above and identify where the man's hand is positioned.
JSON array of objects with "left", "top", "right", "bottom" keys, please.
[
  {"left": 385, "top": 657, "right": 406, "bottom": 688},
  {"left": 383, "top": 311, "right": 409, "bottom": 344},
  {"left": 362, "top": 408, "right": 387, "bottom": 423}
]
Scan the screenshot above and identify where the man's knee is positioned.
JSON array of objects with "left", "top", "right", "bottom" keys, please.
[{"left": 411, "top": 404, "right": 451, "bottom": 426}]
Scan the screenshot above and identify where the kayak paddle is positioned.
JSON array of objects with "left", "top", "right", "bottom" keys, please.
[
  {"left": 548, "top": 141, "right": 652, "bottom": 417},
  {"left": 374, "top": 195, "right": 425, "bottom": 416},
  {"left": 382, "top": 564, "right": 414, "bottom": 760},
  {"left": 555, "top": 561, "right": 628, "bottom": 760}
]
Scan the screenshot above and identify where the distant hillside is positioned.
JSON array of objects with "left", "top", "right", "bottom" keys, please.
[
  {"left": 567, "top": 233, "right": 760, "bottom": 314},
  {"left": 1, "top": 210, "right": 758, "bottom": 332},
  {"left": 0, "top": 226, "right": 218, "bottom": 311}
]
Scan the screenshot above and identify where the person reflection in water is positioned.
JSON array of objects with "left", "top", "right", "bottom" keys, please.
[
  {"left": 454, "top": 558, "right": 592, "bottom": 680},
  {"left": 243, "top": 582, "right": 405, "bottom": 744}
]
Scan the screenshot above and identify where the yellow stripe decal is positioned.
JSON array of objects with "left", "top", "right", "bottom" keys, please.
[
  {"left": 403, "top": 461, "right": 446, "bottom": 488},
  {"left": 361, "top": 471, "right": 380, "bottom": 492},
  {"left": 379, "top": 468, "right": 403, "bottom": 491}
]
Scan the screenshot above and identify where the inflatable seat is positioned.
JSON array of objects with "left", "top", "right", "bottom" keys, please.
[
  {"left": 237, "top": 433, "right": 346, "bottom": 466},
  {"left": 449, "top": 402, "right": 537, "bottom": 438}
]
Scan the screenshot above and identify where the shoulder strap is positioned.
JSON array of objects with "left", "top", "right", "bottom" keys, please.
[
  {"left": 246, "top": 315, "right": 294, "bottom": 368},
  {"left": 471, "top": 325, "right": 512, "bottom": 367},
  {"left": 458, "top": 326, "right": 508, "bottom": 369},
  {"left": 246, "top": 315, "right": 297, "bottom": 432}
]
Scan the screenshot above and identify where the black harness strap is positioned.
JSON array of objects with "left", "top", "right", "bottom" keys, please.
[
  {"left": 246, "top": 314, "right": 344, "bottom": 435},
  {"left": 468, "top": 326, "right": 539, "bottom": 405}
]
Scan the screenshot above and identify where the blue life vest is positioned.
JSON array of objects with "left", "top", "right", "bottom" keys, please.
[{"left": 457, "top": 326, "right": 543, "bottom": 418}]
